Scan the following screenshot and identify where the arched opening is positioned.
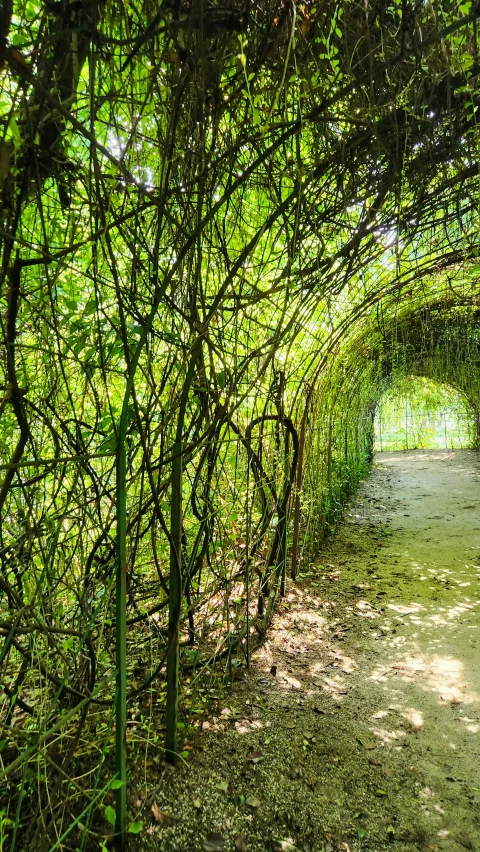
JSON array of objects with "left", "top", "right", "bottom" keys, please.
[{"left": 374, "top": 376, "right": 474, "bottom": 452}]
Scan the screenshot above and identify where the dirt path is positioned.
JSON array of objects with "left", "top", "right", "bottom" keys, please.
[{"left": 136, "top": 450, "right": 480, "bottom": 852}]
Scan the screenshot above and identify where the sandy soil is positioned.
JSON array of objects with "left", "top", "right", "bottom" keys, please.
[{"left": 134, "top": 449, "right": 480, "bottom": 852}]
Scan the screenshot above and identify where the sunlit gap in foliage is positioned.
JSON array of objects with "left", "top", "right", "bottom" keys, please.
[{"left": 374, "top": 376, "right": 475, "bottom": 452}]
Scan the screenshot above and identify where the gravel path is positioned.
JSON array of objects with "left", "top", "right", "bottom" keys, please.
[{"left": 132, "top": 450, "right": 480, "bottom": 852}]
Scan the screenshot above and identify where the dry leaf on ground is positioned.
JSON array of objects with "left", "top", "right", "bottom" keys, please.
[
  {"left": 235, "top": 832, "right": 247, "bottom": 851},
  {"left": 151, "top": 802, "right": 176, "bottom": 826}
]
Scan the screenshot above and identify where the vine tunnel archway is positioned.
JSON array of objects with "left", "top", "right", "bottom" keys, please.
[
  {"left": 374, "top": 375, "right": 474, "bottom": 452},
  {"left": 299, "top": 279, "right": 480, "bottom": 554},
  {"left": 2, "top": 1, "right": 480, "bottom": 846}
]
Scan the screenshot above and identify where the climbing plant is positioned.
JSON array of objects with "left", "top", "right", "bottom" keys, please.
[
  {"left": 1, "top": 0, "right": 480, "bottom": 848},
  {"left": 375, "top": 376, "right": 474, "bottom": 451}
]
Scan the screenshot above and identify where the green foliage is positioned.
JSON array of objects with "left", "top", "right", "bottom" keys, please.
[
  {"left": 104, "top": 805, "right": 116, "bottom": 827},
  {"left": 1, "top": 0, "right": 480, "bottom": 846},
  {"left": 376, "top": 377, "right": 474, "bottom": 451}
]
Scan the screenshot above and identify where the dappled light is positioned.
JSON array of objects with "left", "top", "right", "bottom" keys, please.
[
  {"left": 158, "top": 449, "right": 479, "bottom": 852},
  {"left": 371, "top": 653, "right": 480, "bottom": 706},
  {"left": 2, "top": 2, "right": 480, "bottom": 850}
]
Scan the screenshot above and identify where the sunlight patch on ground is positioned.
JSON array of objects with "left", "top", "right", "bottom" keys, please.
[
  {"left": 385, "top": 452, "right": 456, "bottom": 462},
  {"left": 426, "top": 600, "right": 478, "bottom": 626},
  {"left": 390, "top": 635, "right": 408, "bottom": 646},
  {"left": 369, "top": 725, "right": 407, "bottom": 745},
  {"left": 252, "top": 583, "right": 361, "bottom": 700},
  {"left": 279, "top": 672, "right": 303, "bottom": 690},
  {"left": 401, "top": 707, "right": 424, "bottom": 731},
  {"left": 321, "top": 675, "right": 349, "bottom": 695},
  {"left": 356, "top": 600, "right": 379, "bottom": 618},
  {"left": 234, "top": 718, "right": 265, "bottom": 734},
  {"left": 387, "top": 602, "right": 426, "bottom": 615},
  {"left": 329, "top": 652, "right": 357, "bottom": 673},
  {"left": 459, "top": 715, "right": 480, "bottom": 734},
  {"left": 370, "top": 652, "right": 480, "bottom": 705}
]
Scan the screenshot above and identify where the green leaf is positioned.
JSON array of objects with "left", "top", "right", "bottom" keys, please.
[
  {"left": 6, "top": 117, "right": 21, "bottom": 149},
  {"left": 84, "top": 299, "right": 97, "bottom": 316},
  {"left": 83, "top": 346, "right": 98, "bottom": 363},
  {"left": 104, "top": 805, "right": 116, "bottom": 826},
  {"left": 110, "top": 779, "right": 125, "bottom": 789},
  {"left": 127, "top": 820, "right": 143, "bottom": 834},
  {"left": 461, "top": 52, "right": 474, "bottom": 71}
]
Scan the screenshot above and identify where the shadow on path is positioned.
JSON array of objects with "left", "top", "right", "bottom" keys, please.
[{"left": 135, "top": 449, "right": 480, "bottom": 852}]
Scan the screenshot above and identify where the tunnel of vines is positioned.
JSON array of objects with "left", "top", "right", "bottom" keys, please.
[
  {"left": 1, "top": 0, "right": 480, "bottom": 849},
  {"left": 374, "top": 376, "right": 474, "bottom": 451}
]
